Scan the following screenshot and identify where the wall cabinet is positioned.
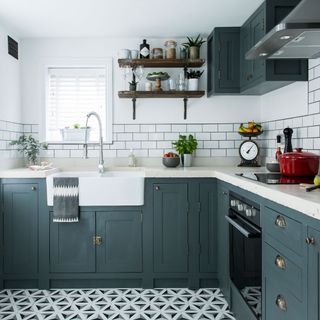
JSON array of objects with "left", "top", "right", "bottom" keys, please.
[
  {"left": 207, "top": 27, "right": 240, "bottom": 96},
  {"left": 240, "top": 0, "right": 308, "bottom": 95},
  {"left": 50, "top": 210, "right": 142, "bottom": 274}
]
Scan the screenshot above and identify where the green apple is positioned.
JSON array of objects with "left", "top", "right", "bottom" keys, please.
[{"left": 314, "top": 175, "right": 320, "bottom": 186}]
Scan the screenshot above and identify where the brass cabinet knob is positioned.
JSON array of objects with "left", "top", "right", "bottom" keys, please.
[
  {"left": 93, "top": 236, "right": 102, "bottom": 246},
  {"left": 275, "top": 215, "right": 286, "bottom": 228},
  {"left": 276, "top": 295, "right": 287, "bottom": 311},
  {"left": 222, "top": 191, "right": 228, "bottom": 196},
  {"left": 275, "top": 255, "right": 286, "bottom": 270},
  {"left": 306, "top": 237, "right": 316, "bottom": 245},
  {"left": 155, "top": 186, "right": 160, "bottom": 191},
  {"left": 31, "top": 186, "right": 37, "bottom": 191}
]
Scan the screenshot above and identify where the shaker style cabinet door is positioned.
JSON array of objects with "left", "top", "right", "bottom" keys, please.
[
  {"left": 199, "top": 182, "right": 217, "bottom": 273},
  {"left": 96, "top": 211, "right": 142, "bottom": 273},
  {"left": 50, "top": 211, "right": 96, "bottom": 273},
  {"left": 153, "top": 183, "right": 188, "bottom": 273},
  {"left": 3, "top": 183, "right": 38, "bottom": 274}
]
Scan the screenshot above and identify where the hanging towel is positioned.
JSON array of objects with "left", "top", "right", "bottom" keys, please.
[{"left": 53, "top": 177, "right": 79, "bottom": 222}]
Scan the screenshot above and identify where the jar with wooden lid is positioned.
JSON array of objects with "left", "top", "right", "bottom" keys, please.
[
  {"left": 152, "top": 48, "right": 163, "bottom": 59},
  {"left": 164, "top": 40, "right": 177, "bottom": 59}
]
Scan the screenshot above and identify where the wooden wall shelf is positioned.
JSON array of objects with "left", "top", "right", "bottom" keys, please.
[
  {"left": 118, "top": 59, "right": 205, "bottom": 68},
  {"left": 118, "top": 91, "right": 205, "bottom": 120}
]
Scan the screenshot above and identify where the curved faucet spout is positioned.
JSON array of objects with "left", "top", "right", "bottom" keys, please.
[{"left": 83, "top": 112, "right": 105, "bottom": 173}]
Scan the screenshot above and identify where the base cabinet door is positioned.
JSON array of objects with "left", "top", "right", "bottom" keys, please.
[
  {"left": 153, "top": 183, "right": 188, "bottom": 273},
  {"left": 307, "top": 226, "right": 320, "bottom": 320},
  {"left": 50, "top": 211, "right": 95, "bottom": 272},
  {"left": 3, "top": 183, "right": 38, "bottom": 274},
  {"left": 199, "top": 182, "right": 217, "bottom": 273},
  {"left": 96, "top": 211, "right": 142, "bottom": 273}
]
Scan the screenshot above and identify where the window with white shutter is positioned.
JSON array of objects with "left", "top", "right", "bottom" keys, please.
[{"left": 45, "top": 65, "right": 112, "bottom": 143}]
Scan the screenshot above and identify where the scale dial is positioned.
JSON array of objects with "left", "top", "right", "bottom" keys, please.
[{"left": 239, "top": 140, "right": 259, "bottom": 161}]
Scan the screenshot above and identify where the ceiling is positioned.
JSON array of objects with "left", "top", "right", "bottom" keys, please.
[{"left": 0, "top": 0, "right": 264, "bottom": 39}]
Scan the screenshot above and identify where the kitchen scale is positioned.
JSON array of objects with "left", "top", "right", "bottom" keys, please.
[{"left": 238, "top": 131, "right": 262, "bottom": 167}]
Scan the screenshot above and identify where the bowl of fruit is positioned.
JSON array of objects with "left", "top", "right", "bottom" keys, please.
[
  {"left": 162, "top": 152, "right": 180, "bottom": 168},
  {"left": 238, "top": 121, "right": 263, "bottom": 137}
]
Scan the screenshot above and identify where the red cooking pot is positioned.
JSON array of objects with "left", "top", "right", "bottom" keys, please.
[{"left": 278, "top": 148, "right": 320, "bottom": 177}]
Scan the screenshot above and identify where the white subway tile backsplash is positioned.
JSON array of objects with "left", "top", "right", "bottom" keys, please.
[
  {"left": 140, "top": 124, "right": 156, "bottom": 132},
  {"left": 309, "top": 102, "right": 320, "bottom": 114},
  {"left": 218, "top": 124, "right": 233, "bottom": 132},
  {"left": 54, "top": 150, "right": 70, "bottom": 158},
  {"left": 157, "top": 141, "right": 172, "bottom": 149},
  {"left": 133, "top": 133, "right": 148, "bottom": 141},
  {"left": 113, "top": 124, "right": 125, "bottom": 132},
  {"left": 141, "top": 141, "right": 157, "bottom": 149},
  {"left": 125, "top": 124, "right": 140, "bottom": 132},
  {"left": 195, "top": 132, "right": 210, "bottom": 140},
  {"left": 164, "top": 132, "right": 180, "bottom": 141},
  {"left": 156, "top": 124, "right": 171, "bottom": 132},
  {"left": 219, "top": 140, "right": 234, "bottom": 149},
  {"left": 125, "top": 141, "right": 141, "bottom": 149},
  {"left": 303, "top": 115, "right": 314, "bottom": 127},
  {"left": 203, "top": 124, "right": 218, "bottom": 132},
  {"left": 195, "top": 149, "right": 210, "bottom": 157},
  {"left": 148, "top": 149, "right": 164, "bottom": 157},
  {"left": 211, "top": 132, "right": 226, "bottom": 140},
  {"left": 211, "top": 149, "right": 226, "bottom": 157},
  {"left": 308, "top": 126, "right": 320, "bottom": 138},
  {"left": 117, "top": 133, "right": 133, "bottom": 141},
  {"left": 303, "top": 138, "right": 314, "bottom": 149},
  {"left": 149, "top": 132, "right": 164, "bottom": 140},
  {"left": 309, "top": 77, "right": 320, "bottom": 92},
  {"left": 204, "top": 141, "right": 219, "bottom": 149},
  {"left": 172, "top": 124, "right": 187, "bottom": 132},
  {"left": 187, "top": 124, "right": 202, "bottom": 132}
]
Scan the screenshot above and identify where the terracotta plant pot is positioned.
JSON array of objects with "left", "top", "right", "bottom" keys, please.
[{"left": 189, "top": 46, "right": 200, "bottom": 59}]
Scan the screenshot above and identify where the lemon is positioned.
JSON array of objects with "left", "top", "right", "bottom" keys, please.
[{"left": 314, "top": 175, "right": 320, "bottom": 186}]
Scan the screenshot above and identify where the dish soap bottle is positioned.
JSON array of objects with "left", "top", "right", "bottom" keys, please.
[
  {"left": 140, "top": 39, "right": 150, "bottom": 59},
  {"left": 275, "top": 135, "right": 282, "bottom": 161},
  {"left": 128, "top": 149, "right": 137, "bottom": 167}
]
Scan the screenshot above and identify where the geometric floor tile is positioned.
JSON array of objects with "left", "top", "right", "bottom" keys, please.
[
  {"left": 241, "top": 286, "right": 261, "bottom": 319},
  {"left": 0, "top": 288, "right": 236, "bottom": 320}
]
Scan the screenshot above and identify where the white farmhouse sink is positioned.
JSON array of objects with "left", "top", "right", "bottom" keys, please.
[{"left": 46, "top": 171, "right": 145, "bottom": 206}]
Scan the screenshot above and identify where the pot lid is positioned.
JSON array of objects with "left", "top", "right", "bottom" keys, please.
[{"left": 280, "top": 148, "right": 320, "bottom": 159}]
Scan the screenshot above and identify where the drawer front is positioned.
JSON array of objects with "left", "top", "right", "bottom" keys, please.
[
  {"left": 264, "top": 243, "right": 303, "bottom": 301},
  {"left": 265, "top": 277, "right": 305, "bottom": 320},
  {"left": 262, "top": 206, "right": 303, "bottom": 255}
]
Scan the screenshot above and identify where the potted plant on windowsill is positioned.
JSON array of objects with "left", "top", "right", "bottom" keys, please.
[
  {"left": 60, "top": 123, "right": 91, "bottom": 142},
  {"left": 172, "top": 134, "right": 198, "bottom": 167},
  {"left": 186, "top": 69, "right": 204, "bottom": 91},
  {"left": 10, "top": 134, "right": 48, "bottom": 166},
  {"left": 182, "top": 34, "right": 206, "bottom": 59}
]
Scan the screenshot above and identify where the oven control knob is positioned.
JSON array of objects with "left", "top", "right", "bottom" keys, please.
[
  {"left": 237, "top": 203, "right": 244, "bottom": 211},
  {"left": 251, "top": 208, "right": 257, "bottom": 217},
  {"left": 230, "top": 200, "right": 237, "bottom": 207},
  {"left": 246, "top": 208, "right": 252, "bottom": 217}
]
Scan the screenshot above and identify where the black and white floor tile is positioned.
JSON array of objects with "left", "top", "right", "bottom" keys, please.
[
  {"left": 241, "top": 286, "right": 261, "bottom": 319},
  {"left": 0, "top": 288, "right": 236, "bottom": 320}
]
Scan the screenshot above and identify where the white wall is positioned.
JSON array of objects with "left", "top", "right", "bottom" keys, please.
[
  {"left": 20, "top": 37, "right": 261, "bottom": 126},
  {"left": 0, "top": 24, "right": 21, "bottom": 123}
]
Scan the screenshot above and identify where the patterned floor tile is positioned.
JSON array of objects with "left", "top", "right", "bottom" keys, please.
[{"left": 0, "top": 288, "right": 236, "bottom": 320}]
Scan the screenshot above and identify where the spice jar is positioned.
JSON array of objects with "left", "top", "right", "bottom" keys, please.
[
  {"left": 164, "top": 40, "right": 177, "bottom": 59},
  {"left": 152, "top": 48, "right": 163, "bottom": 59}
]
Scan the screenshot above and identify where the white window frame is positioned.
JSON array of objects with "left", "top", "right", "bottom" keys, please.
[{"left": 41, "top": 58, "right": 113, "bottom": 144}]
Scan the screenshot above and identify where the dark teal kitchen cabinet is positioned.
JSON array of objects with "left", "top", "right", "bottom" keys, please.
[
  {"left": 307, "top": 226, "right": 320, "bottom": 320},
  {"left": 199, "top": 182, "right": 217, "bottom": 273},
  {"left": 153, "top": 183, "right": 188, "bottom": 273},
  {"left": 216, "top": 183, "right": 230, "bottom": 304},
  {"left": 96, "top": 210, "right": 142, "bottom": 273},
  {"left": 207, "top": 27, "right": 240, "bottom": 96},
  {"left": 240, "top": 0, "right": 308, "bottom": 95},
  {"left": 50, "top": 211, "right": 95, "bottom": 273},
  {"left": 2, "top": 183, "right": 39, "bottom": 274}
]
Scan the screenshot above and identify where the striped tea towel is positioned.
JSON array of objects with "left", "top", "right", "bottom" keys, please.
[{"left": 53, "top": 177, "right": 79, "bottom": 222}]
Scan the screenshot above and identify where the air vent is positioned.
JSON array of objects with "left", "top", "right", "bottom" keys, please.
[{"left": 8, "top": 36, "right": 18, "bottom": 60}]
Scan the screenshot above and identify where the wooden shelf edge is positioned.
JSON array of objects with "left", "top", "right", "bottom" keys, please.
[
  {"left": 118, "top": 90, "right": 205, "bottom": 99},
  {"left": 118, "top": 58, "right": 205, "bottom": 68}
]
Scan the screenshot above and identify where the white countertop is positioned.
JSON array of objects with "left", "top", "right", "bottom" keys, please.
[{"left": 1, "top": 165, "right": 320, "bottom": 220}]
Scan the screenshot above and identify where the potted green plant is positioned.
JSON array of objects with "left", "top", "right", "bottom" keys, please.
[
  {"left": 60, "top": 123, "right": 91, "bottom": 141},
  {"left": 129, "top": 79, "right": 138, "bottom": 91},
  {"left": 186, "top": 69, "right": 204, "bottom": 91},
  {"left": 172, "top": 134, "right": 198, "bottom": 167},
  {"left": 10, "top": 134, "right": 48, "bottom": 166},
  {"left": 182, "top": 34, "right": 206, "bottom": 59}
]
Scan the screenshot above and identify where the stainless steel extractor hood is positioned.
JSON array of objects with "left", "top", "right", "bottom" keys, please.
[{"left": 246, "top": 0, "right": 320, "bottom": 60}]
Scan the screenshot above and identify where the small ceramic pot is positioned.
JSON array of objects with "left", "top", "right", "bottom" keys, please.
[
  {"left": 188, "top": 79, "right": 199, "bottom": 91},
  {"left": 181, "top": 154, "right": 192, "bottom": 167},
  {"left": 118, "top": 49, "right": 131, "bottom": 59},
  {"left": 130, "top": 50, "right": 139, "bottom": 59},
  {"left": 189, "top": 46, "right": 200, "bottom": 59}
]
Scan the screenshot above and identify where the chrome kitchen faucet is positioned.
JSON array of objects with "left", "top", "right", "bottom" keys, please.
[{"left": 83, "top": 111, "right": 105, "bottom": 173}]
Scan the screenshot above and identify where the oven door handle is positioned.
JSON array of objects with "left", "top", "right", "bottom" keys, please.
[{"left": 225, "top": 215, "right": 260, "bottom": 238}]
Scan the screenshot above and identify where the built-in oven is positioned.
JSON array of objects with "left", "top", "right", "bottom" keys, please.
[{"left": 226, "top": 192, "right": 262, "bottom": 319}]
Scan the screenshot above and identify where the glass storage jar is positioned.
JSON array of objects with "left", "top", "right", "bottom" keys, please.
[
  {"left": 164, "top": 40, "right": 177, "bottom": 59},
  {"left": 152, "top": 48, "right": 163, "bottom": 59}
]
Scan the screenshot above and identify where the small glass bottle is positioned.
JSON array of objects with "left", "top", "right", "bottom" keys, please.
[
  {"left": 128, "top": 149, "right": 137, "bottom": 167},
  {"left": 275, "top": 135, "right": 282, "bottom": 161}
]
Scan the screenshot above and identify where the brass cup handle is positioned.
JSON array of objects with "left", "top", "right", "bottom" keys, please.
[
  {"left": 276, "top": 295, "right": 287, "bottom": 312},
  {"left": 31, "top": 186, "right": 37, "bottom": 191},
  {"left": 155, "top": 186, "right": 160, "bottom": 191},
  {"left": 275, "top": 255, "right": 286, "bottom": 270},
  {"left": 306, "top": 237, "right": 316, "bottom": 245},
  {"left": 275, "top": 215, "right": 286, "bottom": 228}
]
